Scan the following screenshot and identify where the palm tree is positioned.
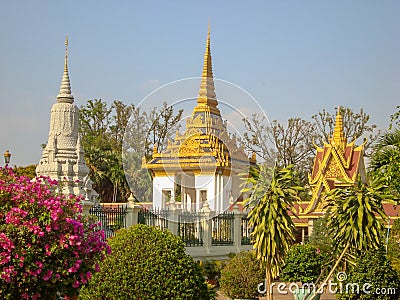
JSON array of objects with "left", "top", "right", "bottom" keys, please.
[
  {"left": 242, "top": 164, "right": 302, "bottom": 300},
  {"left": 309, "top": 176, "right": 391, "bottom": 299},
  {"left": 369, "top": 129, "right": 400, "bottom": 197}
]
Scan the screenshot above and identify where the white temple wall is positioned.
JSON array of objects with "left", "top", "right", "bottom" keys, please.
[
  {"left": 195, "top": 174, "right": 215, "bottom": 211},
  {"left": 153, "top": 176, "right": 175, "bottom": 209},
  {"left": 221, "top": 175, "right": 232, "bottom": 212}
]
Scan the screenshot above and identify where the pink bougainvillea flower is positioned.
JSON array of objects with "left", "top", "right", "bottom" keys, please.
[{"left": 0, "top": 167, "right": 109, "bottom": 299}]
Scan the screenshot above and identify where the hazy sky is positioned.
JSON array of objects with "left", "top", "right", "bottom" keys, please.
[{"left": 0, "top": 1, "right": 399, "bottom": 166}]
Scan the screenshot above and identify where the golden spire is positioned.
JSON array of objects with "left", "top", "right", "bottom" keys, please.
[
  {"left": 194, "top": 22, "right": 220, "bottom": 116},
  {"left": 331, "top": 106, "right": 347, "bottom": 149},
  {"left": 57, "top": 35, "right": 74, "bottom": 104}
]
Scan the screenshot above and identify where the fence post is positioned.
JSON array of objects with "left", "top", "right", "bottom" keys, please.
[
  {"left": 233, "top": 203, "right": 242, "bottom": 252},
  {"left": 81, "top": 198, "right": 95, "bottom": 215},
  {"left": 126, "top": 193, "right": 140, "bottom": 228},
  {"left": 200, "top": 201, "right": 212, "bottom": 254},
  {"left": 167, "top": 200, "right": 180, "bottom": 235}
]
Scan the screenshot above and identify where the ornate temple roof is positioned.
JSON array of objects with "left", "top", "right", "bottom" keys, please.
[
  {"left": 302, "top": 107, "right": 366, "bottom": 214},
  {"left": 144, "top": 26, "right": 253, "bottom": 177}
]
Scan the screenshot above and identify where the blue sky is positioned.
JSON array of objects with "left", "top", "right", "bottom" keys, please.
[{"left": 0, "top": 1, "right": 399, "bottom": 166}]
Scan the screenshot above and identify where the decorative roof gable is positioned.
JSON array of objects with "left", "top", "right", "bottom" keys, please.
[{"left": 303, "top": 108, "right": 366, "bottom": 214}]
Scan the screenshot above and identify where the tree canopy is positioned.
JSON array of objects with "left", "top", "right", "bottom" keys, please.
[
  {"left": 243, "top": 107, "right": 379, "bottom": 185},
  {"left": 79, "top": 99, "right": 182, "bottom": 202}
]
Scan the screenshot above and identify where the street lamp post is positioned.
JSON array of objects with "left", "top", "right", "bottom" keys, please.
[{"left": 4, "top": 150, "right": 11, "bottom": 167}]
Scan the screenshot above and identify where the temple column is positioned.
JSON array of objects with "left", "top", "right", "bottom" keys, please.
[
  {"left": 215, "top": 174, "right": 220, "bottom": 212},
  {"left": 196, "top": 189, "right": 201, "bottom": 211}
]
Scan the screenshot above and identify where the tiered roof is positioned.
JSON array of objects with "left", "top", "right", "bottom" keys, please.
[{"left": 144, "top": 26, "right": 252, "bottom": 177}]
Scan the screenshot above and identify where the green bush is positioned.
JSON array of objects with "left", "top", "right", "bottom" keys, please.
[
  {"left": 336, "top": 248, "right": 400, "bottom": 300},
  {"left": 281, "top": 244, "right": 325, "bottom": 284},
  {"left": 308, "top": 214, "right": 334, "bottom": 255},
  {"left": 387, "top": 218, "right": 400, "bottom": 275},
  {"left": 219, "top": 251, "right": 264, "bottom": 299},
  {"left": 79, "top": 224, "right": 212, "bottom": 299}
]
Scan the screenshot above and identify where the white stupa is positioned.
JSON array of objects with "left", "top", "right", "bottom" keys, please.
[{"left": 36, "top": 36, "right": 97, "bottom": 200}]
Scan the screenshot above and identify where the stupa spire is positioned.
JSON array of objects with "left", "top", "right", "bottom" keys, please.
[
  {"left": 57, "top": 35, "right": 74, "bottom": 104},
  {"left": 331, "top": 106, "right": 347, "bottom": 148},
  {"left": 195, "top": 22, "right": 220, "bottom": 116}
]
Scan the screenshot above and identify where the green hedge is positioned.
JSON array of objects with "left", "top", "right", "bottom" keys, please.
[{"left": 79, "top": 224, "right": 212, "bottom": 299}]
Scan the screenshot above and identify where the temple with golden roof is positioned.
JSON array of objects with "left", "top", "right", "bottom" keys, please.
[
  {"left": 144, "top": 27, "right": 254, "bottom": 212},
  {"left": 292, "top": 108, "right": 366, "bottom": 238},
  {"left": 294, "top": 107, "right": 399, "bottom": 240}
]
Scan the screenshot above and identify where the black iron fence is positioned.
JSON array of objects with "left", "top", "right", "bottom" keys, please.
[
  {"left": 89, "top": 204, "right": 127, "bottom": 239},
  {"left": 211, "top": 212, "right": 234, "bottom": 246},
  {"left": 241, "top": 214, "right": 252, "bottom": 245},
  {"left": 89, "top": 203, "right": 252, "bottom": 248},
  {"left": 178, "top": 212, "right": 204, "bottom": 247},
  {"left": 138, "top": 208, "right": 169, "bottom": 230}
]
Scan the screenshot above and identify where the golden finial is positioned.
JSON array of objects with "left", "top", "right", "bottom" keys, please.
[
  {"left": 195, "top": 21, "right": 220, "bottom": 116},
  {"left": 331, "top": 106, "right": 347, "bottom": 149},
  {"left": 65, "top": 35, "right": 69, "bottom": 51},
  {"left": 207, "top": 18, "right": 210, "bottom": 40}
]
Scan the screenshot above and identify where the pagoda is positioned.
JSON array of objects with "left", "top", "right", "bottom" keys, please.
[
  {"left": 36, "top": 37, "right": 97, "bottom": 200},
  {"left": 144, "top": 26, "right": 253, "bottom": 212},
  {"left": 293, "top": 107, "right": 366, "bottom": 238},
  {"left": 305, "top": 107, "right": 367, "bottom": 213}
]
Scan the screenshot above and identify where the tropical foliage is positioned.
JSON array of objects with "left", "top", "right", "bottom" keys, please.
[
  {"left": 309, "top": 176, "right": 391, "bottom": 299},
  {"left": 369, "top": 129, "right": 400, "bottom": 197},
  {"left": 281, "top": 244, "right": 325, "bottom": 284},
  {"left": 307, "top": 213, "right": 333, "bottom": 256},
  {"left": 79, "top": 224, "right": 212, "bottom": 299},
  {"left": 336, "top": 248, "right": 400, "bottom": 300},
  {"left": 0, "top": 167, "right": 110, "bottom": 299},
  {"left": 11, "top": 165, "right": 37, "bottom": 179},
  {"left": 242, "top": 164, "right": 302, "bottom": 300},
  {"left": 387, "top": 218, "right": 400, "bottom": 275}
]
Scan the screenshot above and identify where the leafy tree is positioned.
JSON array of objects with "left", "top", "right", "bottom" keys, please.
[
  {"left": 242, "top": 164, "right": 303, "bottom": 300},
  {"left": 309, "top": 176, "right": 391, "bottom": 299},
  {"left": 219, "top": 251, "right": 264, "bottom": 299},
  {"left": 79, "top": 99, "right": 182, "bottom": 202},
  {"left": 243, "top": 115, "right": 316, "bottom": 183},
  {"left": 79, "top": 224, "right": 212, "bottom": 299},
  {"left": 311, "top": 107, "right": 379, "bottom": 156},
  {"left": 146, "top": 102, "right": 183, "bottom": 155},
  {"left": 368, "top": 129, "right": 400, "bottom": 197},
  {"left": 336, "top": 248, "right": 400, "bottom": 300},
  {"left": 389, "top": 105, "right": 400, "bottom": 130},
  {"left": 307, "top": 213, "right": 333, "bottom": 257},
  {"left": 0, "top": 167, "right": 109, "bottom": 299},
  {"left": 12, "top": 165, "right": 37, "bottom": 179}
]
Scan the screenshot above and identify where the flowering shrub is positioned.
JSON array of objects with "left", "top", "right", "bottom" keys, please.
[{"left": 0, "top": 167, "right": 110, "bottom": 299}]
